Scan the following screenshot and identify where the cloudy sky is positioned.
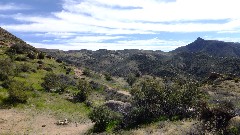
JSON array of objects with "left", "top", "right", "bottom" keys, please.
[{"left": 1, "top": 0, "right": 240, "bottom": 51}]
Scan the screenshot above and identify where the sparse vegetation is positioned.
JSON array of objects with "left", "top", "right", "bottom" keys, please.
[
  {"left": 8, "top": 80, "right": 33, "bottom": 103},
  {"left": 41, "top": 73, "right": 75, "bottom": 93},
  {"left": 74, "top": 79, "right": 93, "bottom": 102},
  {"left": 1, "top": 27, "right": 240, "bottom": 134}
]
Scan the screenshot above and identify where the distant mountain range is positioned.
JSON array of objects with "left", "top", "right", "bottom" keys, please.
[
  {"left": 40, "top": 37, "right": 240, "bottom": 81},
  {"left": 1, "top": 27, "right": 240, "bottom": 81}
]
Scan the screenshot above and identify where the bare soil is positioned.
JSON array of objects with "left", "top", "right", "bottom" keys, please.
[{"left": 0, "top": 109, "right": 93, "bottom": 135}]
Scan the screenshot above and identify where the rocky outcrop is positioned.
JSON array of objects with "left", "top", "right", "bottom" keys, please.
[{"left": 104, "top": 100, "right": 131, "bottom": 115}]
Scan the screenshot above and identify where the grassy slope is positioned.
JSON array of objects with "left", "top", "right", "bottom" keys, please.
[{"left": 0, "top": 47, "right": 90, "bottom": 123}]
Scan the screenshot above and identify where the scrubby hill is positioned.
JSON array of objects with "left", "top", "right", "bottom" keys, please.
[
  {"left": 0, "top": 27, "right": 27, "bottom": 47},
  {"left": 173, "top": 37, "right": 240, "bottom": 58},
  {"left": 41, "top": 38, "right": 240, "bottom": 82}
]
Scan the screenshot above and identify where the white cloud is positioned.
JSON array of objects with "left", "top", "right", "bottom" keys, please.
[
  {"left": 4, "top": 0, "right": 240, "bottom": 34},
  {"left": 2, "top": 0, "right": 240, "bottom": 50},
  {"left": 204, "top": 36, "right": 240, "bottom": 43},
  {"left": 28, "top": 38, "right": 188, "bottom": 52},
  {"left": 0, "top": 3, "right": 30, "bottom": 11}
]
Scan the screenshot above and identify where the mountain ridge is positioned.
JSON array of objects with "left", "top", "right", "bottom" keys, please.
[{"left": 172, "top": 37, "right": 240, "bottom": 57}]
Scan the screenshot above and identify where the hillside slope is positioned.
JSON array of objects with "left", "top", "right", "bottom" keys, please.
[
  {"left": 172, "top": 37, "right": 240, "bottom": 57},
  {"left": 0, "top": 27, "right": 27, "bottom": 47},
  {"left": 41, "top": 38, "right": 240, "bottom": 81}
]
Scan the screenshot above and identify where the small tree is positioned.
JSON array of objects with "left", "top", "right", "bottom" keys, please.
[
  {"left": 89, "top": 106, "right": 123, "bottom": 132},
  {"left": 74, "top": 79, "right": 92, "bottom": 102},
  {"left": 104, "top": 73, "right": 112, "bottom": 81},
  {"left": 0, "top": 58, "right": 14, "bottom": 81},
  {"left": 8, "top": 80, "right": 33, "bottom": 103},
  {"left": 41, "top": 73, "right": 74, "bottom": 93},
  {"left": 38, "top": 52, "right": 45, "bottom": 59},
  {"left": 126, "top": 73, "right": 137, "bottom": 86},
  {"left": 83, "top": 68, "right": 91, "bottom": 76}
]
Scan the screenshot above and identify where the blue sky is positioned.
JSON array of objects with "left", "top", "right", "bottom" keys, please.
[{"left": 1, "top": 0, "right": 240, "bottom": 51}]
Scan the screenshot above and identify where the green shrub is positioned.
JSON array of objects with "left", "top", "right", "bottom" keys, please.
[
  {"left": 0, "top": 58, "right": 14, "bottom": 81},
  {"left": 200, "top": 101, "right": 236, "bottom": 133},
  {"left": 27, "top": 52, "right": 37, "bottom": 59},
  {"left": 126, "top": 76, "right": 205, "bottom": 127},
  {"left": 83, "top": 68, "right": 91, "bottom": 76},
  {"left": 16, "top": 63, "right": 32, "bottom": 73},
  {"left": 74, "top": 79, "right": 92, "bottom": 102},
  {"left": 8, "top": 80, "right": 33, "bottom": 103},
  {"left": 126, "top": 73, "right": 137, "bottom": 86},
  {"left": 89, "top": 106, "right": 123, "bottom": 133},
  {"left": 41, "top": 73, "right": 75, "bottom": 93},
  {"left": 104, "top": 73, "right": 112, "bottom": 81},
  {"left": 7, "top": 43, "right": 38, "bottom": 54},
  {"left": 38, "top": 52, "right": 45, "bottom": 59},
  {"left": 15, "top": 56, "right": 27, "bottom": 61}
]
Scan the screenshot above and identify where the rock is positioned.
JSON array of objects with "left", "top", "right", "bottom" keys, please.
[
  {"left": 228, "top": 116, "right": 240, "bottom": 128},
  {"left": 104, "top": 100, "right": 131, "bottom": 115}
]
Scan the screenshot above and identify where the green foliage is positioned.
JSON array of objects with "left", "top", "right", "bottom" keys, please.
[
  {"left": 0, "top": 58, "right": 14, "bottom": 81},
  {"left": 227, "top": 127, "right": 239, "bottom": 135},
  {"left": 27, "top": 52, "right": 37, "bottom": 59},
  {"left": 104, "top": 73, "right": 112, "bottom": 81},
  {"left": 7, "top": 43, "right": 38, "bottom": 54},
  {"left": 8, "top": 80, "right": 33, "bottom": 103},
  {"left": 126, "top": 76, "right": 205, "bottom": 127},
  {"left": 41, "top": 73, "right": 75, "bottom": 93},
  {"left": 16, "top": 63, "right": 32, "bottom": 73},
  {"left": 200, "top": 101, "right": 236, "bottom": 133},
  {"left": 74, "top": 79, "right": 92, "bottom": 102},
  {"left": 89, "top": 105, "right": 123, "bottom": 132},
  {"left": 38, "top": 52, "right": 45, "bottom": 59},
  {"left": 126, "top": 73, "right": 137, "bottom": 86},
  {"left": 83, "top": 68, "right": 91, "bottom": 76},
  {"left": 15, "top": 56, "right": 27, "bottom": 61}
]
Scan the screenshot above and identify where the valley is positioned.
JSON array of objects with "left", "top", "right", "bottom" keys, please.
[{"left": 0, "top": 27, "right": 240, "bottom": 134}]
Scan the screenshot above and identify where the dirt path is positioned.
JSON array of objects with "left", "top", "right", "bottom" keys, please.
[
  {"left": 0, "top": 109, "right": 93, "bottom": 135},
  {"left": 74, "top": 68, "right": 83, "bottom": 78}
]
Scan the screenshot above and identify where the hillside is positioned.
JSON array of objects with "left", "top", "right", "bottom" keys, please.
[
  {"left": 0, "top": 27, "right": 27, "bottom": 47},
  {"left": 1, "top": 27, "right": 240, "bottom": 134},
  {"left": 41, "top": 38, "right": 240, "bottom": 81},
  {"left": 173, "top": 37, "right": 240, "bottom": 58}
]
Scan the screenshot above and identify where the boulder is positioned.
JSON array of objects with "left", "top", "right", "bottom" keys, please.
[{"left": 104, "top": 100, "right": 131, "bottom": 115}]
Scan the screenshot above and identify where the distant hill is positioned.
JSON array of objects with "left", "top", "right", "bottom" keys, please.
[{"left": 172, "top": 37, "right": 240, "bottom": 58}]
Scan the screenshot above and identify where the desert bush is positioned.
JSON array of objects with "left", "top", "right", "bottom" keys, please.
[
  {"left": 104, "top": 73, "right": 112, "bottom": 81},
  {"left": 200, "top": 101, "right": 236, "bottom": 133},
  {"left": 15, "top": 56, "right": 27, "bottom": 61},
  {"left": 38, "top": 52, "right": 45, "bottom": 59},
  {"left": 27, "top": 52, "right": 37, "bottom": 59},
  {"left": 16, "top": 63, "right": 32, "bottom": 73},
  {"left": 89, "top": 105, "right": 123, "bottom": 133},
  {"left": 8, "top": 80, "right": 33, "bottom": 103},
  {"left": 126, "top": 73, "right": 137, "bottom": 86},
  {"left": 66, "top": 68, "right": 72, "bottom": 75},
  {"left": 56, "top": 59, "right": 62, "bottom": 63},
  {"left": 0, "top": 58, "right": 14, "bottom": 81},
  {"left": 41, "top": 73, "right": 75, "bottom": 93},
  {"left": 74, "top": 79, "right": 92, "bottom": 102},
  {"left": 124, "top": 76, "right": 205, "bottom": 128},
  {"left": 83, "top": 68, "right": 91, "bottom": 76},
  {"left": 7, "top": 43, "right": 37, "bottom": 54}
]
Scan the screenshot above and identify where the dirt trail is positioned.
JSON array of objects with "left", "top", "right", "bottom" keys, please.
[
  {"left": 74, "top": 68, "right": 83, "bottom": 78},
  {"left": 0, "top": 109, "right": 93, "bottom": 135}
]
